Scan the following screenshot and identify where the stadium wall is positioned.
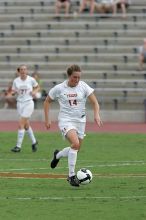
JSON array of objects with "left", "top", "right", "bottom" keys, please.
[{"left": 0, "top": 109, "right": 145, "bottom": 123}]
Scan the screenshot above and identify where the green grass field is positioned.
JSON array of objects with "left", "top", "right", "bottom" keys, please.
[{"left": 0, "top": 132, "right": 146, "bottom": 220}]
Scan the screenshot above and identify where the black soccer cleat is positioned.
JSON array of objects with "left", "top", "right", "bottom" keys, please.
[
  {"left": 11, "top": 146, "right": 21, "bottom": 152},
  {"left": 32, "top": 141, "right": 38, "bottom": 152},
  {"left": 50, "top": 150, "right": 60, "bottom": 169},
  {"left": 67, "top": 175, "right": 80, "bottom": 187}
]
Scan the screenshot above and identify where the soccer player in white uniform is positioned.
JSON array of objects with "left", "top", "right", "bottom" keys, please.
[
  {"left": 44, "top": 64, "right": 102, "bottom": 187},
  {"left": 11, "top": 65, "right": 40, "bottom": 152}
]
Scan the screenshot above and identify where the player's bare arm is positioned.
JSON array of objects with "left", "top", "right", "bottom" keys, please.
[
  {"left": 43, "top": 96, "right": 53, "bottom": 129},
  {"left": 31, "top": 85, "right": 40, "bottom": 98},
  {"left": 10, "top": 87, "right": 17, "bottom": 96},
  {"left": 88, "top": 93, "right": 102, "bottom": 127}
]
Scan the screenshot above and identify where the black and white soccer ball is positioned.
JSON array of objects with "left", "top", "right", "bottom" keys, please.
[{"left": 77, "top": 168, "right": 93, "bottom": 185}]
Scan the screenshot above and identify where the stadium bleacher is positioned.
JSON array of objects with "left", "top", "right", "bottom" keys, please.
[{"left": 0, "top": 0, "right": 146, "bottom": 114}]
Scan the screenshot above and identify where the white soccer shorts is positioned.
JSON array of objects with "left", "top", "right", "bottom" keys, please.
[
  {"left": 17, "top": 100, "right": 34, "bottom": 118},
  {"left": 58, "top": 121, "right": 86, "bottom": 139}
]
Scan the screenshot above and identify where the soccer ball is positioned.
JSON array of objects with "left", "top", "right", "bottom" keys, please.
[{"left": 77, "top": 168, "right": 93, "bottom": 185}]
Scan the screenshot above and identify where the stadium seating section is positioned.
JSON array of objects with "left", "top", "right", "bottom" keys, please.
[{"left": 0, "top": 0, "right": 146, "bottom": 110}]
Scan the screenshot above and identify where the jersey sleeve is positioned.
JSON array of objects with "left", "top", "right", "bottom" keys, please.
[
  {"left": 12, "top": 80, "right": 17, "bottom": 91},
  {"left": 31, "top": 77, "right": 38, "bottom": 88},
  {"left": 82, "top": 81, "right": 94, "bottom": 98},
  {"left": 49, "top": 85, "right": 59, "bottom": 100}
]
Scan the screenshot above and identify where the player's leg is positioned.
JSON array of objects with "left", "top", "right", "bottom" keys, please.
[
  {"left": 11, "top": 117, "right": 26, "bottom": 152},
  {"left": 50, "top": 122, "right": 84, "bottom": 186},
  {"left": 51, "top": 121, "right": 85, "bottom": 167},
  {"left": 50, "top": 146, "right": 70, "bottom": 168},
  {"left": 24, "top": 100, "right": 38, "bottom": 152},
  {"left": 55, "top": 0, "right": 62, "bottom": 16},
  {"left": 66, "top": 122, "right": 85, "bottom": 186},
  {"left": 50, "top": 122, "right": 79, "bottom": 168},
  {"left": 139, "top": 54, "right": 144, "bottom": 70},
  {"left": 66, "top": 129, "right": 83, "bottom": 186},
  {"left": 120, "top": 3, "right": 127, "bottom": 18},
  {"left": 50, "top": 122, "right": 73, "bottom": 168},
  {"left": 25, "top": 120, "right": 38, "bottom": 152},
  {"left": 79, "top": 0, "right": 86, "bottom": 14},
  {"left": 50, "top": 129, "right": 79, "bottom": 170},
  {"left": 89, "top": 0, "right": 96, "bottom": 14},
  {"left": 11, "top": 100, "right": 37, "bottom": 152},
  {"left": 113, "top": 0, "right": 119, "bottom": 15},
  {"left": 66, "top": 129, "right": 82, "bottom": 176},
  {"left": 64, "top": 1, "right": 70, "bottom": 15}
]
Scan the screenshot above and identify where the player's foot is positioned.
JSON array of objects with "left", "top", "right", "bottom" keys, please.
[
  {"left": 50, "top": 150, "right": 60, "bottom": 169},
  {"left": 67, "top": 175, "right": 80, "bottom": 187},
  {"left": 11, "top": 146, "right": 21, "bottom": 152},
  {"left": 32, "top": 141, "right": 38, "bottom": 152}
]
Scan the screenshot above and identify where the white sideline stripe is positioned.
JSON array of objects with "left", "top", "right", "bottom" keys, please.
[
  {"left": 86, "top": 162, "right": 146, "bottom": 168},
  {"left": 0, "top": 161, "right": 145, "bottom": 172},
  {"left": 0, "top": 158, "right": 48, "bottom": 161},
  {"left": 0, "top": 195, "right": 146, "bottom": 201}
]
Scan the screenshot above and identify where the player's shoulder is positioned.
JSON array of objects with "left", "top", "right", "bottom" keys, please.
[
  {"left": 13, "top": 76, "right": 20, "bottom": 83},
  {"left": 79, "top": 80, "right": 89, "bottom": 87},
  {"left": 78, "top": 81, "right": 94, "bottom": 94},
  {"left": 53, "top": 80, "right": 67, "bottom": 89},
  {"left": 79, "top": 80, "right": 87, "bottom": 85},
  {"left": 27, "top": 75, "right": 34, "bottom": 81},
  {"left": 49, "top": 81, "right": 65, "bottom": 95}
]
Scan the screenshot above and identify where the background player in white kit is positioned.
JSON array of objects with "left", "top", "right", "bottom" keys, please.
[
  {"left": 44, "top": 64, "right": 102, "bottom": 187},
  {"left": 11, "top": 65, "right": 40, "bottom": 152}
]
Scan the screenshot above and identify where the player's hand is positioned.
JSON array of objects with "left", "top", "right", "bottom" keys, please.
[
  {"left": 94, "top": 114, "right": 102, "bottom": 127},
  {"left": 45, "top": 121, "right": 51, "bottom": 130},
  {"left": 30, "top": 91, "right": 36, "bottom": 98}
]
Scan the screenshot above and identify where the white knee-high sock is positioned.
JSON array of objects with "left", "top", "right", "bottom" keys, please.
[
  {"left": 56, "top": 147, "right": 70, "bottom": 159},
  {"left": 16, "top": 129, "right": 25, "bottom": 148},
  {"left": 68, "top": 148, "right": 78, "bottom": 177},
  {"left": 26, "top": 126, "right": 36, "bottom": 144}
]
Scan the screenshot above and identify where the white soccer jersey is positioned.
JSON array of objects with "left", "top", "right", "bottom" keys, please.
[
  {"left": 49, "top": 80, "right": 94, "bottom": 122},
  {"left": 12, "top": 75, "right": 38, "bottom": 102}
]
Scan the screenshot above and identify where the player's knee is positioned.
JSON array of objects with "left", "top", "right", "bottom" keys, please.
[
  {"left": 24, "top": 125, "right": 29, "bottom": 130},
  {"left": 18, "top": 124, "right": 24, "bottom": 130},
  {"left": 72, "top": 141, "right": 80, "bottom": 150}
]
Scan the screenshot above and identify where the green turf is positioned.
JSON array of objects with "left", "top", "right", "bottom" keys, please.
[{"left": 0, "top": 132, "right": 146, "bottom": 220}]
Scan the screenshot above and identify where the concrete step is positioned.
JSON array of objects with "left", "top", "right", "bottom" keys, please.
[{"left": 0, "top": 53, "right": 138, "bottom": 63}]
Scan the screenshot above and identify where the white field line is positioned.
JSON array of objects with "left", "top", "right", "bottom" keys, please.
[
  {"left": 0, "top": 158, "right": 48, "bottom": 161},
  {"left": 0, "top": 195, "right": 146, "bottom": 201},
  {"left": 0, "top": 159, "right": 145, "bottom": 163},
  {"left": 85, "top": 162, "right": 146, "bottom": 168},
  {"left": 0, "top": 161, "right": 145, "bottom": 173}
]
